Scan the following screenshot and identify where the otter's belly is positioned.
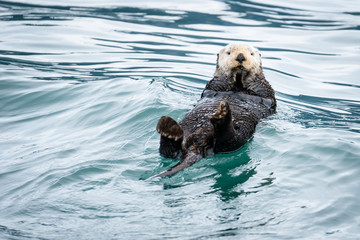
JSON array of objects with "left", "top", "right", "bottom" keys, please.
[{"left": 179, "top": 92, "right": 272, "bottom": 136}]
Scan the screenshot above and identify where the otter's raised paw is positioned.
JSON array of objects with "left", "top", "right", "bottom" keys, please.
[
  {"left": 156, "top": 116, "right": 183, "bottom": 141},
  {"left": 210, "top": 101, "right": 230, "bottom": 126}
]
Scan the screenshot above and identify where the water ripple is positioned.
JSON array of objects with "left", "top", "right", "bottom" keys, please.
[{"left": 1, "top": 0, "right": 360, "bottom": 239}]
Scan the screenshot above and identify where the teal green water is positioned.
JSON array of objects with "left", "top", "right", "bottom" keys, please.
[{"left": 1, "top": 0, "right": 360, "bottom": 239}]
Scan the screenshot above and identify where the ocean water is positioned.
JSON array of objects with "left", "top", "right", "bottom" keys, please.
[{"left": 0, "top": 0, "right": 360, "bottom": 239}]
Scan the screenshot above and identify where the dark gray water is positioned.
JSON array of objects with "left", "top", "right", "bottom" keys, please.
[{"left": 1, "top": 0, "right": 360, "bottom": 239}]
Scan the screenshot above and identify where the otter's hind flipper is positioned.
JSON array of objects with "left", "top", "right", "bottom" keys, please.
[
  {"left": 157, "top": 116, "right": 183, "bottom": 159},
  {"left": 210, "top": 101, "right": 231, "bottom": 127},
  {"left": 210, "top": 101, "right": 237, "bottom": 153}
]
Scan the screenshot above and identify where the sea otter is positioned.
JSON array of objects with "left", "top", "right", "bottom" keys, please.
[{"left": 152, "top": 42, "right": 276, "bottom": 178}]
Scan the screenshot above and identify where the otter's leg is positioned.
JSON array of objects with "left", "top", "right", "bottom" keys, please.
[
  {"left": 210, "top": 101, "right": 238, "bottom": 153},
  {"left": 157, "top": 116, "right": 183, "bottom": 159}
]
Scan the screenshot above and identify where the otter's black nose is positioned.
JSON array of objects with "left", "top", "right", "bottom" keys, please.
[{"left": 236, "top": 53, "right": 246, "bottom": 63}]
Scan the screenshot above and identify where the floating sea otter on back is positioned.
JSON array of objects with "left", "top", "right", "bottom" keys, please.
[{"left": 151, "top": 42, "right": 276, "bottom": 178}]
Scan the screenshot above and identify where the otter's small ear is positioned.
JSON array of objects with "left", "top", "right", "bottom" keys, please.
[{"left": 216, "top": 53, "right": 219, "bottom": 68}]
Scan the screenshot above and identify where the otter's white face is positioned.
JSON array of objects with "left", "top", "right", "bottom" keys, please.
[{"left": 217, "top": 42, "right": 262, "bottom": 76}]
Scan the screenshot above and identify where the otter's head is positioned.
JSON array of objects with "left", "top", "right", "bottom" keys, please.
[{"left": 215, "top": 42, "right": 262, "bottom": 80}]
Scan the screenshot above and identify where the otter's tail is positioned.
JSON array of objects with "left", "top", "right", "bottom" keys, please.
[{"left": 148, "top": 152, "right": 202, "bottom": 179}]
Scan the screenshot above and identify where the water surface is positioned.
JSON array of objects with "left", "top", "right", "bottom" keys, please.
[{"left": 1, "top": 0, "right": 360, "bottom": 239}]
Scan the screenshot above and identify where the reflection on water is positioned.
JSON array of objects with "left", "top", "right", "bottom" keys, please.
[
  {"left": 211, "top": 150, "right": 256, "bottom": 202},
  {"left": 1, "top": 0, "right": 360, "bottom": 239}
]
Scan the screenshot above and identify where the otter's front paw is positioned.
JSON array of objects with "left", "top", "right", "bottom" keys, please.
[{"left": 156, "top": 116, "right": 183, "bottom": 141}]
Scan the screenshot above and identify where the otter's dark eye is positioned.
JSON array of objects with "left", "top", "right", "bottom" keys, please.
[
  {"left": 227, "top": 51, "right": 230, "bottom": 55},
  {"left": 251, "top": 52, "right": 254, "bottom": 56}
]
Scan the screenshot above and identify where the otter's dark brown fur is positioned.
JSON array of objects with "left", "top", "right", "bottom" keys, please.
[{"left": 152, "top": 42, "right": 276, "bottom": 178}]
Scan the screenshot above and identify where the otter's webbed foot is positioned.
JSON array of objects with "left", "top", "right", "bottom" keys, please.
[
  {"left": 210, "top": 101, "right": 231, "bottom": 129},
  {"left": 157, "top": 116, "right": 183, "bottom": 159},
  {"left": 210, "top": 101, "right": 238, "bottom": 153}
]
